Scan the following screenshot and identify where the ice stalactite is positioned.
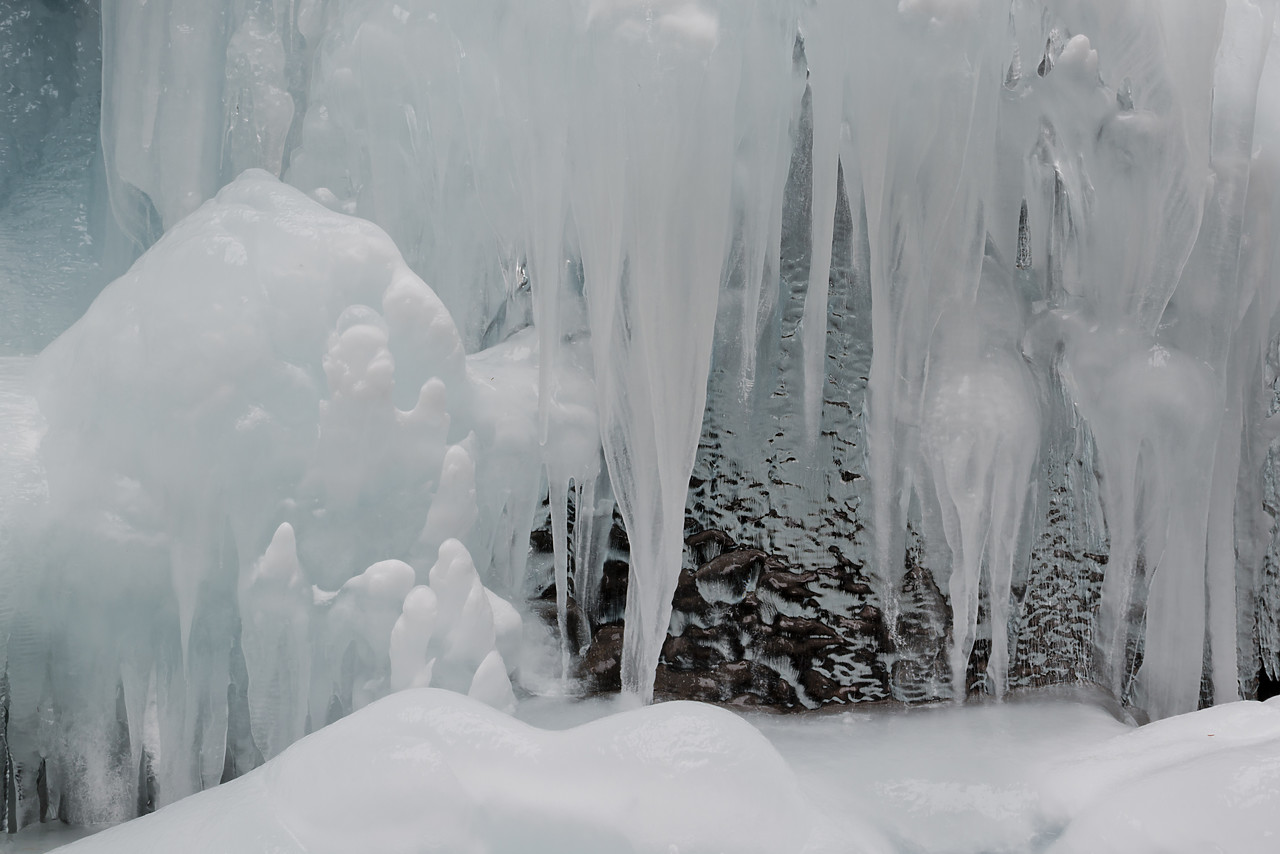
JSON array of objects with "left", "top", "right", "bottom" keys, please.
[
  {"left": 1003, "top": 0, "right": 1252, "bottom": 718},
  {"left": 570, "top": 2, "right": 799, "bottom": 702},
  {"left": 922, "top": 264, "right": 1040, "bottom": 701},
  {"left": 843, "top": 1, "right": 1007, "bottom": 653},
  {"left": 101, "top": 0, "right": 298, "bottom": 243},
  {"left": 1173, "top": 0, "right": 1278, "bottom": 705}
]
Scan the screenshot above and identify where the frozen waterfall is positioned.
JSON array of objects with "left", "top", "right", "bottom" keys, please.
[{"left": 2, "top": 0, "right": 1280, "bottom": 840}]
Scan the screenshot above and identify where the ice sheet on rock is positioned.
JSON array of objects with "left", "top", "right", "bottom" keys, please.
[
  {"left": 0, "top": 1, "right": 108, "bottom": 354},
  {"left": 53, "top": 689, "right": 820, "bottom": 854}
]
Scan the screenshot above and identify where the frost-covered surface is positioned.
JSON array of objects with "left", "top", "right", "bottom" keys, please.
[{"left": 760, "top": 693, "right": 1280, "bottom": 854}]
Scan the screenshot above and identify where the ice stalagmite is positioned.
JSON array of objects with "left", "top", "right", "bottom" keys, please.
[{"left": 239, "top": 522, "right": 310, "bottom": 761}]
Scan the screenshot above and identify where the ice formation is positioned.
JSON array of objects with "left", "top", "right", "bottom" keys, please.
[
  {"left": 2, "top": 0, "right": 1280, "bottom": 841},
  {"left": 2, "top": 172, "right": 539, "bottom": 823}
]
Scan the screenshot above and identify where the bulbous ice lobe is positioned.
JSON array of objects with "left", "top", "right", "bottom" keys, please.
[{"left": 36, "top": 169, "right": 468, "bottom": 589}]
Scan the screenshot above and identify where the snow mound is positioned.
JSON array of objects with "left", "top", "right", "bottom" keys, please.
[
  {"left": 54, "top": 690, "right": 815, "bottom": 854},
  {"left": 1046, "top": 700, "right": 1280, "bottom": 854}
]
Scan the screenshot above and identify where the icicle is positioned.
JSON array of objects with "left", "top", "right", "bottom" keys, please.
[
  {"left": 571, "top": 475, "right": 598, "bottom": 651},
  {"left": 797, "top": 6, "right": 846, "bottom": 448},
  {"left": 572, "top": 2, "right": 794, "bottom": 702},
  {"left": 733, "top": 21, "right": 805, "bottom": 401},
  {"left": 547, "top": 471, "right": 573, "bottom": 679}
]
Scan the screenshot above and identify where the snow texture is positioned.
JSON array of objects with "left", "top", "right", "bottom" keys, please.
[{"left": 52, "top": 688, "right": 816, "bottom": 854}]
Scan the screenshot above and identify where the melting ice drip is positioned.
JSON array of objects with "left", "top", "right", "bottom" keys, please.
[{"left": 2, "top": 0, "right": 1280, "bottom": 830}]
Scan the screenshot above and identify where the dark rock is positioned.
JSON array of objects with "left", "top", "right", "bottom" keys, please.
[
  {"left": 694, "top": 548, "right": 767, "bottom": 605},
  {"left": 759, "top": 616, "right": 845, "bottom": 671},
  {"left": 661, "top": 623, "right": 739, "bottom": 671},
  {"left": 598, "top": 559, "right": 630, "bottom": 622},
  {"left": 758, "top": 568, "right": 819, "bottom": 610},
  {"left": 578, "top": 625, "right": 624, "bottom": 693},
  {"left": 653, "top": 668, "right": 726, "bottom": 703},
  {"left": 685, "top": 528, "right": 735, "bottom": 565},
  {"left": 671, "top": 566, "right": 709, "bottom": 615},
  {"left": 798, "top": 669, "right": 845, "bottom": 705}
]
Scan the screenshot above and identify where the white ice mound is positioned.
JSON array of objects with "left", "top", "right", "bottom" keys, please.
[
  {"left": 55, "top": 690, "right": 813, "bottom": 854},
  {"left": 36, "top": 167, "right": 467, "bottom": 586},
  {"left": 16, "top": 170, "right": 548, "bottom": 819},
  {"left": 1044, "top": 701, "right": 1280, "bottom": 853}
]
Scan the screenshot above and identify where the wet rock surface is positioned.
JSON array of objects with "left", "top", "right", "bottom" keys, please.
[
  {"left": 535, "top": 515, "right": 894, "bottom": 708},
  {"left": 530, "top": 498, "right": 1122, "bottom": 709}
]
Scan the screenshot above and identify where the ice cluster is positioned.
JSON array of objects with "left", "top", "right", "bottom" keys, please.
[
  {"left": 2, "top": 0, "right": 1280, "bottom": 840},
  {"left": 3, "top": 172, "right": 568, "bottom": 824},
  {"left": 82, "top": 0, "right": 1280, "bottom": 715}
]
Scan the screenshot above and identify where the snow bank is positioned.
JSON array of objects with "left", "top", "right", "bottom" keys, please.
[
  {"left": 1046, "top": 700, "right": 1280, "bottom": 854},
  {"left": 54, "top": 689, "right": 816, "bottom": 854}
]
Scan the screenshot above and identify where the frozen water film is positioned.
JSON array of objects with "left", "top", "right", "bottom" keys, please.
[{"left": 2, "top": 0, "right": 1280, "bottom": 848}]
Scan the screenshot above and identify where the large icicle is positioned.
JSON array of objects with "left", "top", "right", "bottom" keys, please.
[
  {"left": 570, "top": 2, "right": 796, "bottom": 702},
  {"left": 844, "top": 1, "right": 1006, "bottom": 643}
]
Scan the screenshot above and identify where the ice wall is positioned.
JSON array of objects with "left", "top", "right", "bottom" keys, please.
[{"left": 5, "top": 0, "right": 1280, "bottom": 827}]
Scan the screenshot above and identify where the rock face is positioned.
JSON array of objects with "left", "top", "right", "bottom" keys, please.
[
  {"left": 531, "top": 489, "right": 1125, "bottom": 710},
  {"left": 550, "top": 519, "right": 891, "bottom": 708}
]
